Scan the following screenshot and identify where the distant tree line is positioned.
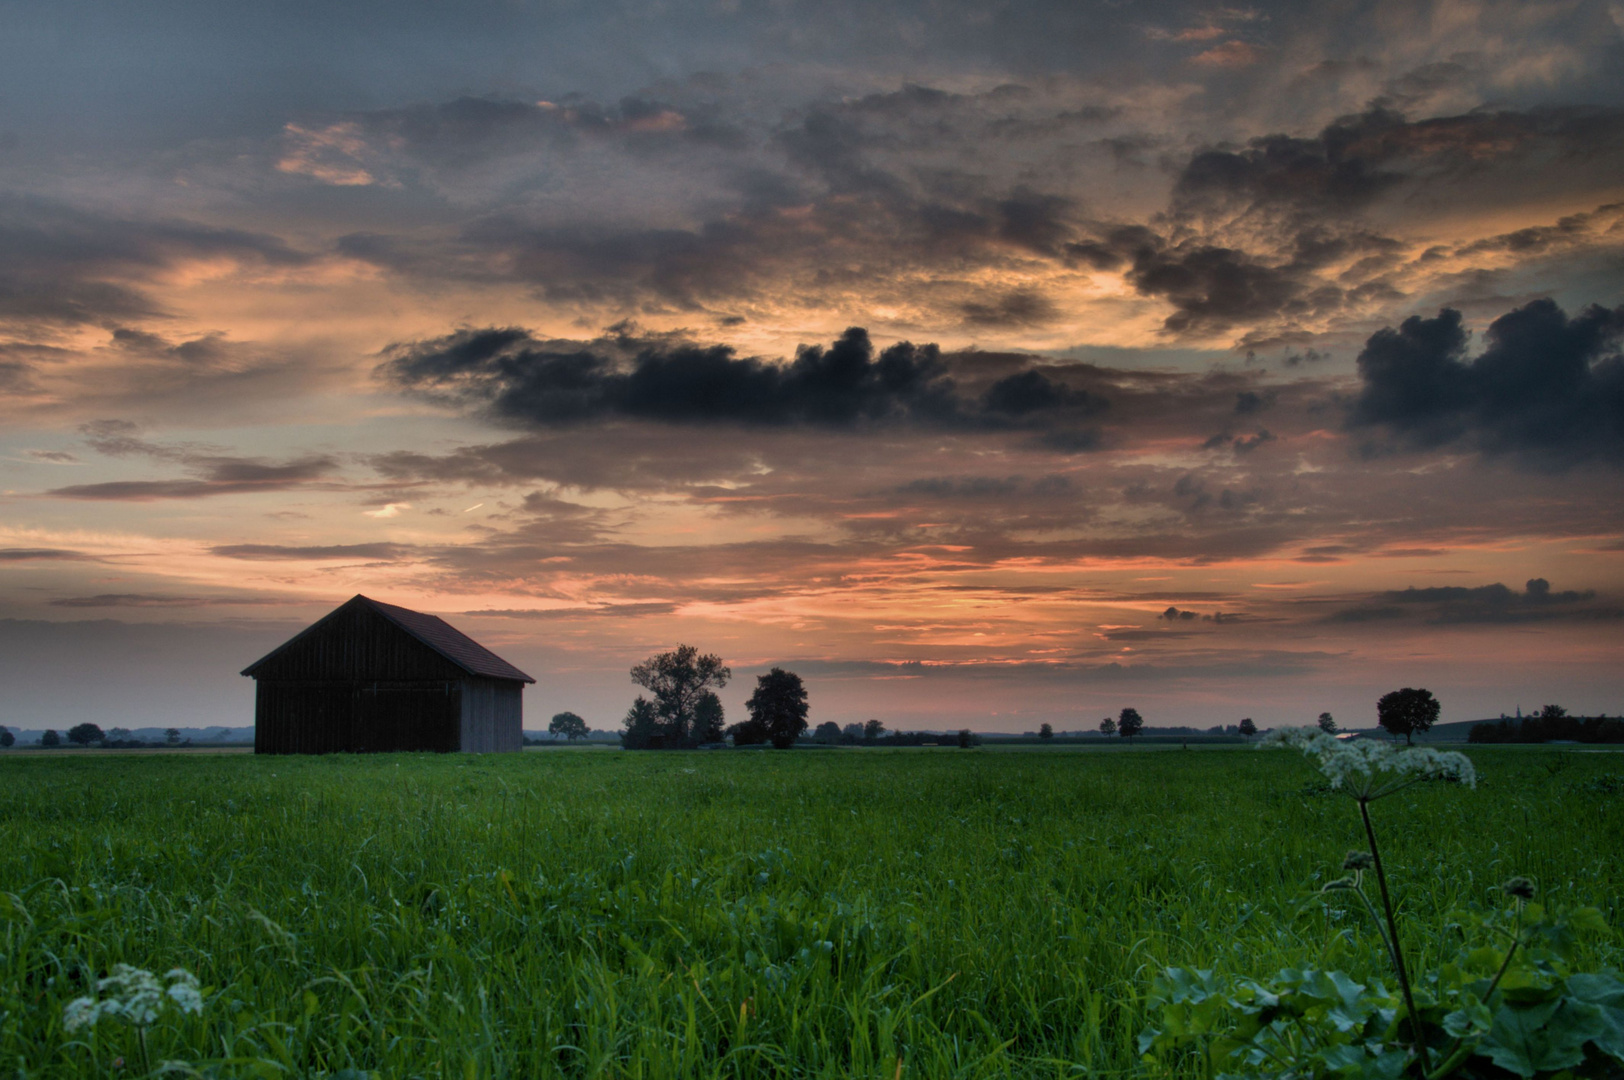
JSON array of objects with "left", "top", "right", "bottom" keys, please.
[
  {"left": 1469, "top": 705, "right": 1624, "bottom": 744},
  {"left": 8, "top": 725, "right": 187, "bottom": 749}
]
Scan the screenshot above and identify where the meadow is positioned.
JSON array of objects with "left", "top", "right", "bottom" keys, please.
[{"left": 0, "top": 746, "right": 1620, "bottom": 1078}]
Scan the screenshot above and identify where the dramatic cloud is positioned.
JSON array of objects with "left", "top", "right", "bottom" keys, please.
[
  {"left": 1350, "top": 298, "right": 1624, "bottom": 465},
  {"left": 380, "top": 325, "right": 1114, "bottom": 433},
  {"left": 1057, "top": 106, "right": 1624, "bottom": 340},
  {"left": 1329, "top": 578, "right": 1615, "bottom": 625}
]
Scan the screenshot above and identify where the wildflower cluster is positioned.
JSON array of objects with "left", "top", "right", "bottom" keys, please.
[
  {"left": 1259, "top": 727, "right": 1476, "bottom": 799},
  {"left": 63, "top": 965, "right": 203, "bottom": 1032}
]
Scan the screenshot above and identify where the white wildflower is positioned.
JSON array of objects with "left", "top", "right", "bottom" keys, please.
[
  {"left": 63, "top": 995, "right": 107, "bottom": 1033},
  {"left": 1261, "top": 727, "right": 1475, "bottom": 798},
  {"left": 164, "top": 969, "right": 203, "bottom": 1016},
  {"left": 61, "top": 964, "right": 205, "bottom": 1032}
]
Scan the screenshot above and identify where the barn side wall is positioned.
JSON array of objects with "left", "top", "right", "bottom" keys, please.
[
  {"left": 255, "top": 680, "right": 461, "bottom": 754},
  {"left": 459, "top": 678, "right": 524, "bottom": 753}
]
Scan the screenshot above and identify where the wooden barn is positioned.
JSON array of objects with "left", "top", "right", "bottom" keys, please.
[{"left": 242, "top": 595, "right": 534, "bottom": 754}]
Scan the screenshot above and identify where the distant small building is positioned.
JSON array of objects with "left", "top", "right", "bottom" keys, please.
[{"left": 242, "top": 595, "right": 534, "bottom": 754}]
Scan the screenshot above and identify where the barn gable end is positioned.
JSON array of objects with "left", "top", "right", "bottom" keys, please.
[{"left": 242, "top": 595, "right": 533, "bottom": 754}]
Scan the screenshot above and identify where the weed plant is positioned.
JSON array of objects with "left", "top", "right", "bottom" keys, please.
[
  {"left": 0, "top": 747, "right": 1620, "bottom": 1078},
  {"left": 1142, "top": 735, "right": 1624, "bottom": 1079}
]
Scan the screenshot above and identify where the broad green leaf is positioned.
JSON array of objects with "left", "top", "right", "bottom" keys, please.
[
  {"left": 1588, "top": 1004, "right": 1624, "bottom": 1064},
  {"left": 1569, "top": 907, "right": 1609, "bottom": 934},
  {"left": 1443, "top": 1000, "right": 1493, "bottom": 1038},
  {"left": 1465, "top": 946, "right": 1504, "bottom": 975},
  {"left": 1480, "top": 999, "right": 1606, "bottom": 1078},
  {"left": 1567, "top": 973, "right": 1624, "bottom": 1007}
]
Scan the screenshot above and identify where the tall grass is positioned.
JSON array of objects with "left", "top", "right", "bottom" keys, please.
[{"left": 1, "top": 747, "right": 1619, "bottom": 1077}]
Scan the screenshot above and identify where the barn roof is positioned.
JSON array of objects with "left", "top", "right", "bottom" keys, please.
[{"left": 242, "top": 595, "right": 535, "bottom": 683}]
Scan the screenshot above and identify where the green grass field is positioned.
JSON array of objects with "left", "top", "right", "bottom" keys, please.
[{"left": 1, "top": 747, "right": 1620, "bottom": 1078}]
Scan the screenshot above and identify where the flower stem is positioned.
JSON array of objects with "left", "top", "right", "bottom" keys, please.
[
  {"left": 1359, "top": 797, "right": 1431, "bottom": 1076},
  {"left": 1426, "top": 933, "right": 1521, "bottom": 1080}
]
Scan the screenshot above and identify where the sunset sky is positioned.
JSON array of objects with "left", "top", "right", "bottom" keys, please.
[{"left": 3, "top": 0, "right": 1622, "bottom": 734}]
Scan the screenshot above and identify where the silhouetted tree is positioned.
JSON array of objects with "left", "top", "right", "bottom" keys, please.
[
  {"left": 1376, "top": 687, "right": 1440, "bottom": 745},
  {"left": 694, "top": 693, "right": 726, "bottom": 743},
  {"left": 620, "top": 697, "right": 662, "bottom": 749},
  {"left": 814, "top": 720, "right": 842, "bottom": 745},
  {"left": 1238, "top": 717, "right": 1257, "bottom": 740},
  {"left": 165, "top": 727, "right": 181, "bottom": 745},
  {"left": 629, "top": 645, "right": 730, "bottom": 747},
  {"left": 67, "top": 723, "right": 104, "bottom": 747},
  {"left": 1539, "top": 704, "right": 1568, "bottom": 721},
  {"left": 549, "top": 711, "right": 589, "bottom": 740},
  {"left": 41, "top": 729, "right": 60, "bottom": 747},
  {"left": 1099, "top": 716, "right": 1117, "bottom": 736},
  {"left": 748, "top": 668, "right": 810, "bottom": 749},
  {"left": 863, "top": 718, "right": 885, "bottom": 741},
  {"left": 842, "top": 723, "right": 865, "bottom": 743},
  {"left": 1039, "top": 722, "right": 1054, "bottom": 740},
  {"left": 0, "top": 727, "right": 13, "bottom": 749},
  {"left": 1117, "top": 708, "right": 1144, "bottom": 740},
  {"left": 956, "top": 728, "right": 979, "bottom": 748},
  {"left": 1317, "top": 712, "right": 1337, "bottom": 734},
  {"left": 726, "top": 716, "right": 769, "bottom": 745}
]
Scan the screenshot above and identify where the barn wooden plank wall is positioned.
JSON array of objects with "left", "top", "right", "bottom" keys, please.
[
  {"left": 254, "top": 680, "right": 463, "bottom": 754},
  {"left": 459, "top": 678, "right": 523, "bottom": 753},
  {"left": 246, "top": 597, "right": 529, "bottom": 755}
]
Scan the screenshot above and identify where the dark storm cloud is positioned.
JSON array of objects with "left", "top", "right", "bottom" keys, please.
[
  {"left": 979, "top": 368, "right": 1108, "bottom": 418},
  {"left": 1328, "top": 578, "right": 1616, "bottom": 625},
  {"left": 0, "top": 196, "right": 306, "bottom": 331},
  {"left": 959, "top": 289, "right": 1060, "bottom": 327},
  {"left": 1202, "top": 429, "right": 1275, "bottom": 453},
  {"left": 1387, "top": 579, "right": 1594, "bottom": 606},
  {"left": 1064, "top": 223, "right": 1355, "bottom": 335},
  {"left": 1172, "top": 106, "right": 1624, "bottom": 219},
  {"left": 1057, "top": 105, "right": 1624, "bottom": 337},
  {"left": 316, "top": 74, "right": 1624, "bottom": 343},
  {"left": 381, "top": 324, "right": 1119, "bottom": 433},
  {"left": 1457, "top": 203, "right": 1624, "bottom": 259},
  {"left": 1234, "top": 391, "right": 1270, "bottom": 414},
  {"left": 367, "top": 327, "right": 1341, "bottom": 503},
  {"left": 1348, "top": 298, "right": 1624, "bottom": 466}
]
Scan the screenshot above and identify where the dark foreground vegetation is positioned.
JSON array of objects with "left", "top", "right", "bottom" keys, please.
[{"left": 1, "top": 748, "right": 1620, "bottom": 1077}]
